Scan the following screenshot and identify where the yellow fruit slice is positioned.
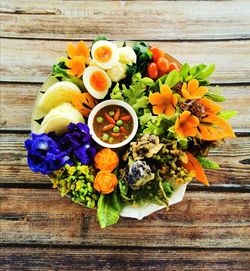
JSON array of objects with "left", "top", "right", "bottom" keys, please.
[
  {"left": 38, "top": 81, "right": 81, "bottom": 113},
  {"left": 40, "top": 103, "right": 84, "bottom": 135}
]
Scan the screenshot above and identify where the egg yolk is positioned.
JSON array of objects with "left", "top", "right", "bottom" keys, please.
[
  {"left": 90, "top": 71, "right": 108, "bottom": 92},
  {"left": 94, "top": 46, "right": 112, "bottom": 63}
]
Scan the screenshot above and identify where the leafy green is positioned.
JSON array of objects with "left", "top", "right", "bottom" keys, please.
[
  {"left": 180, "top": 63, "right": 215, "bottom": 84},
  {"left": 218, "top": 110, "right": 238, "bottom": 120},
  {"left": 110, "top": 73, "right": 154, "bottom": 115},
  {"left": 110, "top": 83, "right": 124, "bottom": 100},
  {"left": 164, "top": 70, "right": 180, "bottom": 88},
  {"left": 92, "top": 36, "right": 107, "bottom": 44},
  {"left": 52, "top": 61, "right": 84, "bottom": 90},
  {"left": 140, "top": 113, "right": 177, "bottom": 137},
  {"left": 97, "top": 189, "right": 124, "bottom": 228},
  {"left": 126, "top": 42, "right": 152, "bottom": 77},
  {"left": 196, "top": 156, "right": 220, "bottom": 169},
  {"left": 204, "top": 86, "right": 226, "bottom": 102}
]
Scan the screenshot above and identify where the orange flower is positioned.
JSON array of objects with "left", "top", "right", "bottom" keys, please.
[
  {"left": 94, "top": 148, "right": 119, "bottom": 171},
  {"left": 199, "top": 98, "right": 222, "bottom": 115},
  {"left": 94, "top": 170, "right": 118, "bottom": 194},
  {"left": 181, "top": 79, "right": 208, "bottom": 99},
  {"left": 67, "top": 40, "right": 89, "bottom": 59},
  {"left": 198, "top": 114, "right": 236, "bottom": 141},
  {"left": 149, "top": 84, "right": 178, "bottom": 116},
  {"left": 196, "top": 98, "right": 235, "bottom": 141},
  {"left": 181, "top": 152, "right": 209, "bottom": 186},
  {"left": 71, "top": 92, "right": 97, "bottom": 117},
  {"left": 65, "top": 56, "right": 86, "bottom": 78},
  {"left": 175, "top": 111, "right": 200, "bottom": 137}
]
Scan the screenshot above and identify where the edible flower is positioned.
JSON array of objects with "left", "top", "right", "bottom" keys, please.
[
  {"left": 198, "top": 113, "right": 235, "bottom": 141},
  {"left": 181, "top": 152, "right": 209, "bottom": 186},
  {"left": 67, "top": 40, "right": 89, "bottom": 59},
  {"left": 57, "top": 122, "right": 96, "bottom": 165},
  {"left": 94, "top": 148, "right": 119, "bottom": 171},
  {"left": 65, "top": 41, "right": 90, "bottom": 78},
  {"left": 24, "top": 133, "right": 70, "bottom": 175},
  {"left": 65, "top": 55, "right": 86, "bottom": 78},
  {"left": 71, "top": 92, "right": 97, "bottom": 117},
  {"left": 94, "top": 170, "right": 118, "bottom": 194},
  {"left": 175, "top": 111, "right": 200, "bottom": 137},
  {"left": 181, "top": 79, "right": 208, "bottom": 100},
  {"left": 149, "top": 84, "right": 177, "bottom": 116}
]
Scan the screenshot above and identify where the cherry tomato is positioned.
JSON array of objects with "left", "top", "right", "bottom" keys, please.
[
  {"left": 150, "top": 47, "right": 165, "bottom": 62},
  {"left": 147, "top": 62, "right": 158, "bottom": 79},
  {"left": 158, "top": 70, "right": 167, "bottom": 77},
  {"left": 156, "top": 57, "right": 169, "bottom": 73},
  {"left": 168, "top": 62, "right": 179, "bottom": 72}
]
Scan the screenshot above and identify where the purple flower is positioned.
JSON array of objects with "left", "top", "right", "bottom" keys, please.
[
  {"left": 55, "top": 122, "right": 96, "bottom": 165},
  {"left": 24, "top": 133, "right": 71, "bottom": 175}
]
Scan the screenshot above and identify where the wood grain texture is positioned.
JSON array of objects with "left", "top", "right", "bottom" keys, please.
[
  {"left": 1, "top": 39, "right": 250, "bottom": 84},
  {"left": 1, "top": 133, "right": 249, "bottom": 187},
  {"left": 1, "top": 1, "right": 250, "bottom": 40},
  {"left": 1, "top": 247, "right": 250, "bottom": 271},
  {"left": 1, "top": 188, "right": 249, "bottom": 248},
  {"left": 1, "top": 83, "right": 249, "bottom": 131}
]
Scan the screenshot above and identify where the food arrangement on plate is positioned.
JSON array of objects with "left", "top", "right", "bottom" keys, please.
[{"left": 25, "top": 37, "right": 237, "bottom": 228}]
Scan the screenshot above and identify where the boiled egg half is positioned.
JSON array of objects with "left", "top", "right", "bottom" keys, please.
[
  {"left": 83, "top": 66, "right": 111, "bottom": 99},
  {"left": 91, "top": 40, "right": 119, "bottom": 69}
]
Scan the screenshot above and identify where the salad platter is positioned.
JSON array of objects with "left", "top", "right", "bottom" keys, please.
[{"left": 25, "top": 37, "right": 236, "bottom": 228}]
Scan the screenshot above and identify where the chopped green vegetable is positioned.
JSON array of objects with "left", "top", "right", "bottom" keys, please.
[
  {"left": 102, "top": 133, "right": 109, "bottom": 141},
  {"left": 113, "top": 126, "right": 120, "bottom": 133},
  {"left": 109, "top": 111, "right": 115, "bottom": 116},
  {"left": 116, "top": 120, "right": 123, "bottom": 126},
  {"left": 97, "top": 117, "right": 104, "bottom": 123}
]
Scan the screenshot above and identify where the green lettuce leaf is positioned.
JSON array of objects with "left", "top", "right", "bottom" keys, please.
[
  {"left": 218, "top": 110, "right": 238, "bottom": 120},
  {"left": 164, "top": 70, "right": 180, "bottom": 88},
  {"left": 110, "top": 83, "right": 124, "bottom": 100},
  {"left": 196, "top": 156, "right": 220, "bottom": 169},
  {"left": 97, "top": 189, "right": 124, "bottom": 228}
]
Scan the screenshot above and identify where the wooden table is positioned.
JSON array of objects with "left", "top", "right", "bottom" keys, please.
[{"left": 1, "top": 1, "right": 250, "bottom": 270}]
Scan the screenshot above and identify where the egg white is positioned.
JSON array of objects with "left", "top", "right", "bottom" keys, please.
[
  {"left": 91, "top": 40, "right": 119, "bottom": 69},
  {"left": 82, "top": 66, "right": 111, "bottom": 99}
]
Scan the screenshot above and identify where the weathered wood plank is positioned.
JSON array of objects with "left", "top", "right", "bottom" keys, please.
[
  {"left": 1, "top": 247, "right": 249, "bottom": 271},
  {"left": 0, "top": 189, "right": 249, "bottom": 248},
  {"left": 1, "top": 1, "right": 249, "bottom": 40},
  {"left": 1, "top": 83, "right": 249, "bottom": 131},
  {"left": 0, "top": 133, "right": 249, "bottom": 187},
  {"left": 1, "top": 39, "right": 250, "bottom": 84}
]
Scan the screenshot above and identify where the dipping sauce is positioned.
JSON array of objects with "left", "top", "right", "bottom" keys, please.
[{"left": 93, "top": 105, "right": 134, "bottom": 144}]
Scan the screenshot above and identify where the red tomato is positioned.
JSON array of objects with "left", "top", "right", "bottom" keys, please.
[
  {"left": 150, "top": 47, "right": 165, "bottom": 62},
  {"left": 156, "top": 57, "right": 169, "bottom": 73},
  {"left": 147, "top": 62, "right": 158, "bottom": 79},
  {"left": 158, "top": 70, "right": 167, "bottom": 77},
  {"left": 168, "top": 62, "right": 179, "bottom": 72}
]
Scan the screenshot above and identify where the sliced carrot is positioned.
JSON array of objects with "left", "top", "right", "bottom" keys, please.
[
  {"left": 111, "top": 132, "right": 121, "bottom": 137},
  {"left": 102, "top": 124, "right": 115, "bottom": 132},
  {"left": 119, "top": 126, "right": 128, "bottom": 134},
  {"left": 120, "top": 115, "right": 131, "bottom": 121},
  {"left": 104, "top": 112, "right": 116, "bottom": 124},
  {"left": 182, "top": 152, "right": 209, "bottom": 186},
  {"left": 114, "top": 108, "right": 120, "bottom": 121}
]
